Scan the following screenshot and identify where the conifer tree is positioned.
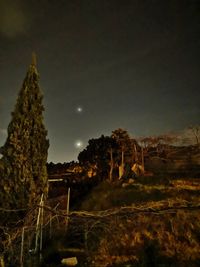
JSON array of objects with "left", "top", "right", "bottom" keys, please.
[{"left": 0, "top": 56, "right": 49, "bottom": 209}]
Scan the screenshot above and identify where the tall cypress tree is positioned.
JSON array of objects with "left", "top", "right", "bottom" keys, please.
[{"left": 0, "top": 56, "right": 49, "bottom": 209}]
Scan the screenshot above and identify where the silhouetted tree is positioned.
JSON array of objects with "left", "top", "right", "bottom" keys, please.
[
  {"left": 78, "top": 135, "right": 117, "bottom": 180},
  {"left": 111, "top": 128, "right": 136, "bottom": 179},
  {"left": 139, "top": 134, "right": 177, "bottom": 155},
  {"left": 0, "top": 56, "right": 49, "bottom": 209},
  {"left": 188, "top": 125, "right": 199, "bottom": 145}
]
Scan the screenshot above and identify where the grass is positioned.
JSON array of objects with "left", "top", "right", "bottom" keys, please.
[
  {"left": 78, "top": 176, "right": 200, "bottom": 211},
  {"left": 92, "top": 209, "right": 200, "bottom": 267},
  {"left": 38, "top": 175, "right": 200, "bottom": 267},
  {"left": 71, "top": 175, "right": 200, "bottom": 266}
]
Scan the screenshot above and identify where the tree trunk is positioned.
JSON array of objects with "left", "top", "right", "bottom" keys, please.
[
  {"left": 119, "top": 148, "right": 124, "bottom": 179},
  {"left": 109, "top": 148, "right": 113, "bottom": 182},
  {"left": 133, "top": 143, "right": 138, "bottom": 162},
  {"left": 141, "top": 147, "right": 145, "bottom": 172}
]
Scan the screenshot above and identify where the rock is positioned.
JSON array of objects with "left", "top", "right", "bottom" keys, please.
[
  {"left": 128, "top": 178, "right": 135, "bottom": 184},
  {"left": 61, "top": 257, "right": 78, "bottom": 266},
  {"left": 122, "top": 183, "right": 129, "bottom": 188}
]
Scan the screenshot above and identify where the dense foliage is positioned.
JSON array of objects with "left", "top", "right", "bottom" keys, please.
[
  {"left": 0, "top": 60, "right": 49, "bottom": 209},
  {"left": 78, "top": 129, "right": 140, "bottom": 180},
  {"left": 78, "top": 135, "right": 117, "bottom": 178}
]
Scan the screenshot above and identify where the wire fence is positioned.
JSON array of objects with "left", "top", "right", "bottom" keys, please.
[{"left": 0, "top": 199, "right": 200, "bottom": 266}]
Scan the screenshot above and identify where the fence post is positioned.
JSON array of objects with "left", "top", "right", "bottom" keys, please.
[
  {"left": 20, "top": 227, "right": 25, "bottom": 267},
  {"left": 49, "top": 214, "right": 52, "bottom": 239},
  {"left": 40, "top": 199, "right": 44, "bottom": 253},
  {"left": 0, "top": 256, "right": 5, "bottom": 267},
  {"left": 34, "top": 194, "right": 43, "bottom": 253},
  {"left": 66, "top": 188, "right": 70, "bottom": 228}
]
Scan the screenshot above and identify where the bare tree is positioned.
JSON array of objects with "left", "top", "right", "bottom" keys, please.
[{"left": 188, "top": 125, "right": 199, "bottom": 145}]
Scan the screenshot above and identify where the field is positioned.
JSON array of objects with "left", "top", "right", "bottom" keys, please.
[
  {"left": 45, "top": 176, "right": 200, "bottom": 267},
  {"left": 1, "top": 175, "right": 199, "bottom": 267}
]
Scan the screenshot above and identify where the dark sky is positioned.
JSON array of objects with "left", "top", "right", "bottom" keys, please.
[{"left": 0, "top": 0, "right": 199, "bottom": 163}]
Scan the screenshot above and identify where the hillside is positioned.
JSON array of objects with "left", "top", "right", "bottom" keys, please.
[
  {"left": 145, "top": 145, "right": 200, "bottom": 177},
  {"left": 44, "top": 177, "right": 200, "bottom": 267},
  {"left": 1, "top": 145, "right": 199, "bottom": 267}
]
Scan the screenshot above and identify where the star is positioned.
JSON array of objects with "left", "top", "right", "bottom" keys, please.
[
  {"left": 75, "top": 140, "right": 83, "bottom": 148},
  {"left": 76, "top": 106, "right": 83, "bottom": 113}
]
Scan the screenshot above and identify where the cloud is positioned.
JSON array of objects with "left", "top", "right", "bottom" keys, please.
[{"left": 0, "top": 0, "right": 28, "bottom": 38}]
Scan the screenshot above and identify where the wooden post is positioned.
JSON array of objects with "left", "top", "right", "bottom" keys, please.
[
  {"left": 20, "top": 227, "right": 25, "bottom": 267},
  {"left": 0, "top": 256, "right": 5, "bottom": 267},
  {"left": 66, "top": 188, "right": 70, "bottom": 228}
]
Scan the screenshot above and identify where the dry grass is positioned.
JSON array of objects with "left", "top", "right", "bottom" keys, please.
[
  {"left": 92, "top": 210, "right": 200, "bottom": 267},
  {"left": 78, "top": 178, "right": 200, "bottom": 211},
  {"left": 1, "top": 176, "right": 199, "bottom": 266},
  {"left": 74, "top": 177, "right": 200, "bottom": 266}
]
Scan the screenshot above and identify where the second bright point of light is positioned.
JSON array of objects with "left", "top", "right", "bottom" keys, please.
[
  {"left": 76, "top": 106, "right": 83, "bottom": 113},
  {"left": 75, "top": 141, "right": 83, "bottom": 148}
]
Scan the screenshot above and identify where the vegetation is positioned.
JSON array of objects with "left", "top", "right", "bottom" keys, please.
[
  {"left": 78, "top": 177, "right": 200, "bottom": 211},
  {"left": 1, "top": 175, "right": 199, "bottom": 267},
  {"left": 78, "top": 135, "right": 117, "bottom": 179},
  {"left": 187, "top": 125, "right": 200, "bottom": 145},
  {"left": 78, "top": 129, "right": 140, "bottom": 181},
  {"left": 0, "top": 56, "right": 49, "bottom": 211},
  {"left": 0, "top": 57, "right": 199, "bottom": 266},
  {"left": 92, "top": 209, "right": 200, "bottom": 267},
  {"left": 39, "top": 132, "right": 200, "bottom": 267}
]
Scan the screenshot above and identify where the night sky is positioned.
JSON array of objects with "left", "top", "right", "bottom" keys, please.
[{"left": 0, "top": 0, "right": 199, "bottom": 163}]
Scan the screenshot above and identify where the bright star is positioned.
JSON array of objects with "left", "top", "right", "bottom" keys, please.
[
  {"left": 76, "top": 106, "right": 83, "bottom": 113},
  {"left": 75, "top": 141, "right": 83, "bottom": 148}
]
